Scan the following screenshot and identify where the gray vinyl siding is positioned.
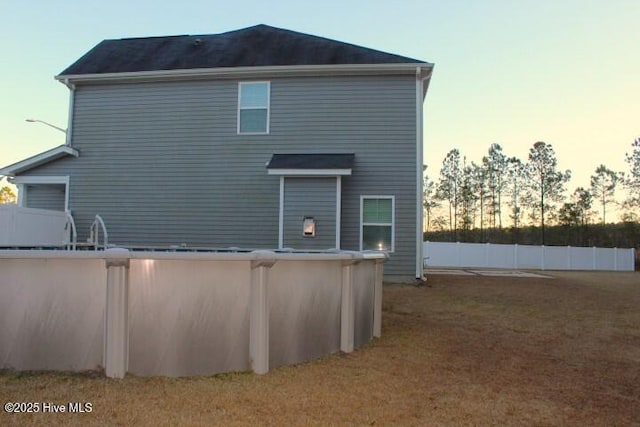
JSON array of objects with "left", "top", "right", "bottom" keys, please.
[
  {"left": 283, "top": 178, "right": 336, "bottom": 250},
  {"left": 25, "top": 184, "right": 65, "bottom": 211},
  {"left": 20, "top": 75, "right": 417, "bottom": 275}
]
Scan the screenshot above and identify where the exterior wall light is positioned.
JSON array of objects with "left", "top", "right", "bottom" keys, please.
[{"left": 303, "top": 217, "right": 316, "bottom": 237}]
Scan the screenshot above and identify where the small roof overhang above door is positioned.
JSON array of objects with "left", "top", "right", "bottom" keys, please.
[{"left": 266, "top": 153, "right": 354, "bottom": 176}]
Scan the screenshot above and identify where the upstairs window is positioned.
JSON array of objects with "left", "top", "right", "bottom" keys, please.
[
  {"left": 360, "top": 196, "right": 395, "bottom": 252},
  {"left": 238, "top": 81, "right": 270, "bottom": 134}
]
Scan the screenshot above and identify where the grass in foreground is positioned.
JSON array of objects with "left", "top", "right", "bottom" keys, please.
[{"left": 1, "top": 271, "right": 639, "bottom": 426}]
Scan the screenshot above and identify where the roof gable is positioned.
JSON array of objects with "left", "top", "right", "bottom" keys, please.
[
  {"left": 0, "top": 145, "right": 79, "bottom": 176},
  {"left": 59, "top": 24, "right": 427, "bottom": 76}
]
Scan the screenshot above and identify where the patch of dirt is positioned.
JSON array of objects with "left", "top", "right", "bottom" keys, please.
[{"left": 1, "top": 271, "right": 639, "bottom": 426}]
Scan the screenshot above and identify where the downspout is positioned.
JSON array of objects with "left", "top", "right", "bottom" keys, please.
[
  {"left": 62, "top": 78, "right": 75, "bottom": 146},
  {"left": 415, "top": 65, "right": 433, "bottom": 279},
  {"left": 62, "top": 78, "right": 75, "bottom": 213},
  {"left": 415, "top": 67, "right": 423, "bottom": 279}
]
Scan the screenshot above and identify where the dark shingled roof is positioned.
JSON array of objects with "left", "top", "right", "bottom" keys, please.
[
  {"left": 267, "top": 154, "right": 355, "bottom": 170},
  {"left": 59, "top": 24, "right": 425, "bottom": 75}
]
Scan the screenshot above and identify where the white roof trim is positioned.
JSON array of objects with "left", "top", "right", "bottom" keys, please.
[
  {"left": 0, "top": 145, "right": 79, "bottom": 176},
  {"left": 11, "top": 175, "right": 69, "bottom": 185},
  {"left": 267, "top": 168, "right": 352, "bottom": 176},
  {"left": 56, "top": 63, "right": 434, "bottom": 84}
]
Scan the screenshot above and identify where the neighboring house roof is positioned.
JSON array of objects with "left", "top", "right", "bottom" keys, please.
[
  {"left": 59, "top": 24, "right": 428, "bottom": 76},
  {"left": 267, "top": 154, "right": 355, "bottom": 176},
  {"left": 0, "top": 145, "right": 79, "bottom": 176}
]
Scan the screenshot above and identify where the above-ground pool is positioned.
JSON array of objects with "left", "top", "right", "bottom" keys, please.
[{"left": 0, "top": 248, "right": 385, "bottom": 378}]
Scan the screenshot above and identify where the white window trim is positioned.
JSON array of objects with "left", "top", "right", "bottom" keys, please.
[
  {"left": 11, "top": 175, "right": 70, "bottom": 212},
  {"left": 237, "top": 81, "right": 270, "bottom": 135},
  {"left": 359, "top": 195, "right": 395, "bottom": 253}
]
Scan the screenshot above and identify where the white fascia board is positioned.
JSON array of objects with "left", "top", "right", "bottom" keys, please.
[
  {"left": 267, "top": 169, "right": 352, "bottom": 176},
  {"left": 422, "top": 66, "right": 434, "bottom": 98},
  {"left": 11, "top": 175, "right": 70, "bottom": 185},
  {"left": 0, "top": 146, "right": 79, "bottom": 176},
  {"left": 56, "top": 62, "right": 434, "bottom": 84}
]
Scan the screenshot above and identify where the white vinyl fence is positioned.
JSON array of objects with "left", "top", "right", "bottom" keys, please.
[
  {"left": 423, "top": 241, "right": 635, "bottom": 271},
  {"left": 0, "top": 205, "right": 71, "bottom": 247}
]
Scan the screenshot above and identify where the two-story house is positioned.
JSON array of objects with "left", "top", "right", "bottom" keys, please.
[{"left": 1, "top": 24, "right": 433, "bottom": 280}]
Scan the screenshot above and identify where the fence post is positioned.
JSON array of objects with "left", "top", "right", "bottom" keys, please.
[
  {"left": 614, "top": 247, "right": 618, "bottom": 271},
  {"left": 567, "top": 246, "right": 571, "bottom": 270},
  {"left": 104, "top": 248, "right": 130, "bottom": 379},
  {"left": 485, "top": 242, "right": 490, "bottom": 268},
  {"left": 592, "top": 246, "right": 597, "bottom": 270},
  {"left": 541, "top": 245, "right": 545, "bottom": 270},
  {"left": 456, "top": 241, "right": 461, "bottom": 267},
  {"left": 250, "top": 251, "right": 277, "bottom": 375},
  {"left": 424, "top": 241, "right": 429, "bottom": 268},
  {"left": 514, "top": 244, "right": 518, "bottom": 269}
]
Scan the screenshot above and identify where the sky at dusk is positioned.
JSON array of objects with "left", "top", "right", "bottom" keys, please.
[{"left": 1, "top": 0, "right": 639, "bottom": 212}]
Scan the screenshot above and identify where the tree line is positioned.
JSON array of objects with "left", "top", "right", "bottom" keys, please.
[{"left": 424, "top": 138, "right": 640, "bottom": 247}]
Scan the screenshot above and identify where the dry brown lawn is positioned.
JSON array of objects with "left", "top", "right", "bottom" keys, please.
[{"left": 1, "top": 271, "right": 639, "bottom": 426}]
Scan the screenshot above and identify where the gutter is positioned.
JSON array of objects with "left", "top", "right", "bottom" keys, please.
[{"left": 55, "top": 62, "right": 434, "bottom": 84}]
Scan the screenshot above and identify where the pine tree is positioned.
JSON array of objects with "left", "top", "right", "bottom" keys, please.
[
  {"left": 624, "top": 137, "right": 640, "bottom": 207},
  {"left": 525, "top": 141, "right": 571, "bottom": 244},
  {"left": 590, "top": 165, "right": 620, "bottom": 224},
  {"left": 437, "top": 149, "right": 462, "bottom": 240}
]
